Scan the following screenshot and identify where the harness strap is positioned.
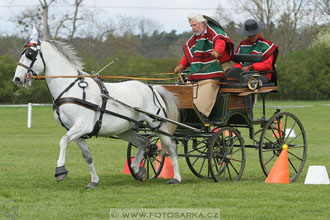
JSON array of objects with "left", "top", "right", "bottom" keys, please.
[
  {"left": 54, "top": 97, "right": 174, "bottom": 139},
  {"left": 147, "top": 84, "right": 168, "bottom": 119},
  {"left": 54, "top": 78, "right": 80, "bottom": 103},
  {"left": 53, "top": 77, "right": 109, "bottom": 138},
  {"left": 88, "top": 78, "right": 109, "bottom": 137}
]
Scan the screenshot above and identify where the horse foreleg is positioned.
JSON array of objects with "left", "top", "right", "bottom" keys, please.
[
  {"left": 55, "top": 134, "right": 70, "bottom": 182},
  {"left": 55, "top": 121, "right": 92, "bottom": 182},
  {"left": 74, "top": 138, "right": 99, "bottom": 189}
]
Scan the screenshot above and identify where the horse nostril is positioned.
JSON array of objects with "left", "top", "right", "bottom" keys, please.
[{"left": 15, "top": 77, "right": 21, "bottom": 82}]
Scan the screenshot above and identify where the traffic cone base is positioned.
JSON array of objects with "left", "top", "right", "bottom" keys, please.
[
  {"left": 156, "top": 156, "right": 174, "bottom": 179},
  {"left": 123, "top": 157, "right": 143, "bottom": 175},
  {"left": 265, "top": 145, "right": 290, "bottom": 184}
]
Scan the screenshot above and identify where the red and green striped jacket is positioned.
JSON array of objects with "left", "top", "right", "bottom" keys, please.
[
  {"left": 183, "top": 24, "right": 234, "bottom": 81},
  {"left": 235, "top": 35, "right": 278, "bottom": 70}
]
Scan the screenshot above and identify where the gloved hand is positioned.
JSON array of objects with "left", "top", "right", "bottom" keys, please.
[
  {"left": 174, "top": 64, "right": 185, "bottom": 74},
  {"left": 210, "top": 50, "right": 221, "bottom": 59},
  {"left": 241, "top": 65, "right": 253, "bottom": 72}
]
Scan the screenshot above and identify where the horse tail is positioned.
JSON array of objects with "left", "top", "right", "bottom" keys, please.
[{"left": 152, "top": 85, "right": 180, "bottom": 135}]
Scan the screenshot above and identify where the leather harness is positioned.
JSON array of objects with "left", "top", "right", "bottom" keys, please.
[{"left": 53, "top": 76, "right": 169, "bottom": 139}]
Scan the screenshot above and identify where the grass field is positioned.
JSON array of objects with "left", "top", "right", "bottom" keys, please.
[{"left": 1, "top": 100, "right": 330, "bottom": 219}]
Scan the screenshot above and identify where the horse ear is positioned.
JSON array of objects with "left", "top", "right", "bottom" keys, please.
[{"left": 28, "top": 26, "right": 39, "bottom": 45}]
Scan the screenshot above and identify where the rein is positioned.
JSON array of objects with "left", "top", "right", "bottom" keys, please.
[{"left": 31, "top": 74, "right": 178, "bottom": 81}]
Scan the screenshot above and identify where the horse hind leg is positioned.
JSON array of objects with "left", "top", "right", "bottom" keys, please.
[
  {"left": 74, "top": 138, "right": 99, "bottom": 189},
  {"left": 158, "top": 134, "right": 181, "bottom": 184}
]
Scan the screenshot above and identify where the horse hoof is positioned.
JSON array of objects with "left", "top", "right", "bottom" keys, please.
[
  {"left": 85, "top": 182, "right": 98, "bottom": 189},
  {"left": 55, "top": 166, "right": 69, "bottom": 182},
  {"left": 135, "top": 167, "right": 147, "bottom": 181},
  {"left": 56, "top": 173, "right": 67, "bottom": 182},
  {"left": 167, "top": 179, "right": 180, "bottom": 184}
]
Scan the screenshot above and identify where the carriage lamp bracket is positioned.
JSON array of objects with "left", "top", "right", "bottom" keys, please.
[{"left": 247, "top": 75, "right": 262, "bottom": 91}]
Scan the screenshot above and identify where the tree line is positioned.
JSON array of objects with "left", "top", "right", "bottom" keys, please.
[{"left": 0, "top": 0, "right": 329, "bottom": 103}]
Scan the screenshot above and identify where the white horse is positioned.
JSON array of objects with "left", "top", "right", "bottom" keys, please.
[{"left": 13, "top": 38, "right": 181, "bottom": 188}]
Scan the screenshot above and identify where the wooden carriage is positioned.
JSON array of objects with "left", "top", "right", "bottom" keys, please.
[{"left": 127, "top": 54, "right": 307, "bottom": 182}]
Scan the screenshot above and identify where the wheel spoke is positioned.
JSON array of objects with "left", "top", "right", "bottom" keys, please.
[
  {"left": 198, "top": 158, "right": 207, "bottom": 175},
  {"left": 284, "top": 121, "right": 297, "bottom": 143},
  {"left": 212, "top": 157, "right": 220, "bottom": 172},
  {"left": 288, "top": 150, "right": 303, "bottom": 161},
  {"left": 287, "top": 144, "right": 305, "bottom": 149},
  {"left": 149, "top": 160, "right": 157, "bottom": 174},
  {"left": 270, "top": 128, "right": 283, "bottom": 145},
  {"left": 264, "top": 154, "right": 276, "bottom": 166},
  {"left": 264, "top": 134, "right": 281, "bottom": 146},
  {"left": 222, "top": 164, "right": 227, "bottom": 181},
  {"left": 227, "top": 165, "right": 232, "bottom": 181},
  {"left": 283, "top": 114, "right": 288, "bottom": 134},
  {"left": 286, "top": 132, "right": 302, "bottom": 145},
  {"left": 288, "top": 157, "right": 298, "bottom": 174},
  {"left": 187, "top": 144, "right": 207, "bottom": 154},
  {"left": 228, "top": 161, "right": 239, "bottom": 176},
  {"left": 230, "top": 158, "right": 243, "bottom": 163},
  {"left": 231, "top": 148, "right": 242, "bottom": 156},
  {"left": 191, "top": 147, "right": 208, "bottom": 166}
]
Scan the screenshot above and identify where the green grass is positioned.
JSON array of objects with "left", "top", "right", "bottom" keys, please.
[{"left": 1, "top": 101, "right": 330, "bottom": 219}]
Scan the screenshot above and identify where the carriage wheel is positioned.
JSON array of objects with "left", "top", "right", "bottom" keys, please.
[
  {"left": 184, "top": 136, "right": 212, "bottom": 178},
  {"left": 127, "top": 135, "right": 165, "bottom": 180},
  {"left": 208, "top": 127, "right": 246, "bottom": 182},
  {"left": 259, "top": 112, "right": 307, "bottom": 182}
]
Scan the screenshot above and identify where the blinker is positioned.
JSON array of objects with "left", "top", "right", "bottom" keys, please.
[{"left": 25, "top": 47, "right": 38, "bottom": 61}]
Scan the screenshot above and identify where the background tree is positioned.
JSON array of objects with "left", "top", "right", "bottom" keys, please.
[
  {"left": 13, "top": 0, "right": 87, "bottom": 40},
  {"left": 314, "top": 0, "right": 330, "bottom": 23},
  {"left": 39, "top": 0, "right": 55, "bottom": 39},
  {"left": 236, "top": 0, "right": 279, "bottom": 38}
]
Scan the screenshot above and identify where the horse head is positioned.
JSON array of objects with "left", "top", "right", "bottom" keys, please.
[{"left": 13, "top": 27, "right": 46, "bottom": 87}]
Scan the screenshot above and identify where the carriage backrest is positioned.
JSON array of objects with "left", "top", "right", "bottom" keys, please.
[{"left": 232, "top": 54, "right": 263, "bottom": 63}]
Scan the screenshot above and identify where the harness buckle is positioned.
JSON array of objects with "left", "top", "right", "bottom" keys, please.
[{"left": 25, "top": 73, "right": 32, "bottom": 80}]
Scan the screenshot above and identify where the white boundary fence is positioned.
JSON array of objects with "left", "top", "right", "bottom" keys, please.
[
  {"left": 0, "top": 103, "right": 328, "bottom": 128},
  {"left": 0, "top": 103, "right": 52, "bottom": 128}
]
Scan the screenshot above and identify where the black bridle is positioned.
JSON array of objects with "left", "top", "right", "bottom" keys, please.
[{"left": 17, "top": 40, "right": 46, "bottom": 80}]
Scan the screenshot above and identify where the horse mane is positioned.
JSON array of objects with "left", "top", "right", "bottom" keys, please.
[{"left": 45, "top": 40, "right": 83, "bottom": 70}]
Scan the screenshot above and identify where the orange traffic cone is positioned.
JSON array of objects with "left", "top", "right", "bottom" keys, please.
[
  {"left": 123, "top": 157, "right": 143, "bottom": 175},
  {"left": 155, "top": 141, "right": 174, "bottom": 179},
  {"left": 213, "top": 128, "right": 235, "bottom": 137},
  {"left": 265, "top": 144, "right": 290, "bottom": 183}
]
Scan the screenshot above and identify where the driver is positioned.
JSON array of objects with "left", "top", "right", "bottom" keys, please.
[{"left": 174, "top": 13, "right": 234, "bottom": 117}]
